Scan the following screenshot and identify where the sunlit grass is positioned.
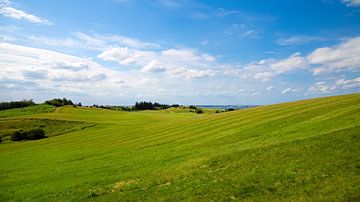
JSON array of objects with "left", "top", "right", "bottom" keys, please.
[{"left": 0, "top": 93, "right": 359, "bottom": 201}]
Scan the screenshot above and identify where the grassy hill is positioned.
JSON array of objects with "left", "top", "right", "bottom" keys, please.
[{"left": 0, "top": 94, "right": 359, "bottom": 201}]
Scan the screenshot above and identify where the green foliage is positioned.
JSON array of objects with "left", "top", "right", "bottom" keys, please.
[
  {"left": 134, "top": 101, "right": 177, "bottom": 110},
  {"left": 0, "top": 100, "right": 35, "bottom": 111},
  {"left": 10, "top": 131, "right": 25, "bottom": 141},
  {"left": 195, "top": 108, "right": 203, "bottom": 114},
  {"left": 91, "top": 102, "right": 181, "bottom": 111},
  {"left": 45, "top": 98, "right": 74, "bottom": 107},
  {"left": 0, "top": 93, "right": 359, "bottom": 201},
  {"left": 10, "top": 128, "right": 45, "bottom": 141},
  {"left": 189, "top": 105, "right": 197, "bottom": 109}
]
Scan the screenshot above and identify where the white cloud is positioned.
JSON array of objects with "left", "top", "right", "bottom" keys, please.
[
  {"left": 341, "top": 0, "right": 360, "bottom": 7},
  {"left": 7, "top": 32, "right": 161, "bottom": 51},
  {"left": 270, "top": 52, "right": 308, "bottom": 74},
  {"left": 245, "top": 36, "right": 360, "bottom": 82},
  {"left": 308, "top": 36, "right": 360, "bottom": 75},
  {"left": 254, "top": 72, "right": 274, "bottom": 82},
  {"left": 308, "top": 81, "right": 336, "bottom": 94},
  {"left": 277, "top": 35, "right": 325, "bottom": 46},
  {"left": 336, "top": 77, "right": 360, "bottom": 89},
  {"left": 308, "top": 77, "right": 360, "bottom": 94},
  {"left": 142, "top": 60, "right": 167, "bottom": 72},
  {"left": 281, "top": 88, "right": 300, "bottom": 94},
  {"left": 0, "top": 2, "right": 53, "bottom": 25},
  {"left": 244, "top": 52, "right": 307, "bottom": 82},
  {"left": 0, "top": 42, "right": 150, "bottom": 96},
  {"left": 266, "top": 85, "right": 274, "bottom": 90},
  {"left": 98, "top": 46, "right": 217, "bottom": 79},
  {"left": 98, "top": 47, "right": 148, "bottom": 65}
]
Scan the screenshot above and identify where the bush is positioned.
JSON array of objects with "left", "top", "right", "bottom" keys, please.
[
  {"left": 0, "top": 136, "right": 2, "bottom": 142},
  {"left": 189, "top": 105, "right": 197, "bottom": 110},
  {"left": 11, "top": 129, "right": 45, "bottom": 141},
  {"left": 11, "top": 131, "right": 26, "bottom": 141},
  {"left": 195, "top": 109, "right": 203, "bottom": 114},
  {"left": 45, "top": 98, "right": 74, "bottom": 107},
  {"left": 27, "top": 129, "right": 45, "bottom": 140}
]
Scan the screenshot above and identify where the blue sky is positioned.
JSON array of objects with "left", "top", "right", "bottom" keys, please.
[{"left": 1, "top": 0, "right": 360, "bottom": 105}]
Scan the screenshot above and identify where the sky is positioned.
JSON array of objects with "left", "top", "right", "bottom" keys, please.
[{"left": 0, "top": 0, "right": 360, "bottom": 105}]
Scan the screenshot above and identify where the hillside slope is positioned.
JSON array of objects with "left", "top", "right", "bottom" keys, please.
[{"left": 0, "top": 94, "right": 359, "bottom": 201}]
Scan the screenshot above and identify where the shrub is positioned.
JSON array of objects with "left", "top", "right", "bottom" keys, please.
[
  {"left": 45, "top": 98, "right": 74, "bottom": 107},
  {"left": 27, "top": 129, "right": 45, "bottom": 140},
  {"left": 226, "top": 108, "right": 235, "bottom": 112},
  {"left": 0, "top": 136, "right": 2, "bottom": 142},
  {"left": 11, "top": 129, "right": 45, "bottom": 141},
  {"left": 189, "top": 105, "right": 197, "bottom": 110},
  {"left": 11, "top": 131, "right": 26, "bottom": 141},
  {"left": 195, "top": 109, "right": 203, "bottom": 114}
]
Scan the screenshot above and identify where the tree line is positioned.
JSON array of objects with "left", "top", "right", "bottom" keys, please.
[
  {"left": 0, "top": 100, "right": 35, "bottom": 111},
  {"left": 0, "top": 98, "right": 217, "bottom": 114},
  {"left": 91, "top": 102, "right": 181, "bottom": 111}
]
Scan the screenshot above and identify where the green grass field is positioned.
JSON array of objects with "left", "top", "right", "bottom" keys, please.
[{"left": 0, "top": 93, "right": 359, "bottom": 201}]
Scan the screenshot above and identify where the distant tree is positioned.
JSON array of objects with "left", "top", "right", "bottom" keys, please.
[
  {"left": 77, "top": 102, "right": 82, "bottom": 107},
  {"left": 189, "top": 105, "right": 197, "bottom": 110},
  {"left": 0, "top": 100, "right": 35, "bottom": 111},
  {"left": 226, "top": 108, "right": 235, "bottom": 112},
  {"left": 195, "top": 109, "right": 203, "bottom": 114},
  {"left": 0, "top": 136, "right": 2, "bottom": 142},
  {"left": 45, "top": 98, "right": 74, "bottom": 107}
]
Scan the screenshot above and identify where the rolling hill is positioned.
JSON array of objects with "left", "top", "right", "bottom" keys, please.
[{"left": 0, "top": 93, "right": 359, "bottom": 201}]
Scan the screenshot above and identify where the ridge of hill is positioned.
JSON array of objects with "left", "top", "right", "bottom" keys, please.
[{"left": 0, "top": 93, "right": 359, "bottom": 201}]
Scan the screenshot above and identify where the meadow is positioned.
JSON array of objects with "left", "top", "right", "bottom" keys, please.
[{"left": 0, "top": 93, "right": 359, "bottom": 201}]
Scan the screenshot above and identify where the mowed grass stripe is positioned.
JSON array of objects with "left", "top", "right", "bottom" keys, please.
[{"left": 0, "top": 93, "right": 359, "bottom": 201}]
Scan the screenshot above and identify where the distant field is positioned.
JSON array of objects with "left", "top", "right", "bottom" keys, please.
[{"left": 0, "top": 94, "right": 359, "bottom": 201}]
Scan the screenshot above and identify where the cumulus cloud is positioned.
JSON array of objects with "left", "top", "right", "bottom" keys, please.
[
  {"left": 254, "top": 72, "right": 274, "bottom": 82},
  {"left": 0, "top": 1, "right": 53, "bottom": 25},
  {"left": 141, "top": 60, "right": 167, "bottom": 72},
  {"left": 97, "top": 45, "right": 217, "bottom": 79},
  {"left": 308, "top": 36, "right": 360, "bottom": 75},
  {"left": 270, "top": 52, "right": 308, "bottom": 74},
  {"left": 246, "top": 36, "right": 360, "bottom": 82},
  {"left": 244, "top": 52, "right": 307, "bottom": 82},
  {"left": 0, "top": 42, "right": 142, "bottom": 96},
  {"left": 308, "top": 81, "right": 336, "bottom": 94},
  {"left": 308, "top": 77, "right": 360, "bottom": 94}
]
